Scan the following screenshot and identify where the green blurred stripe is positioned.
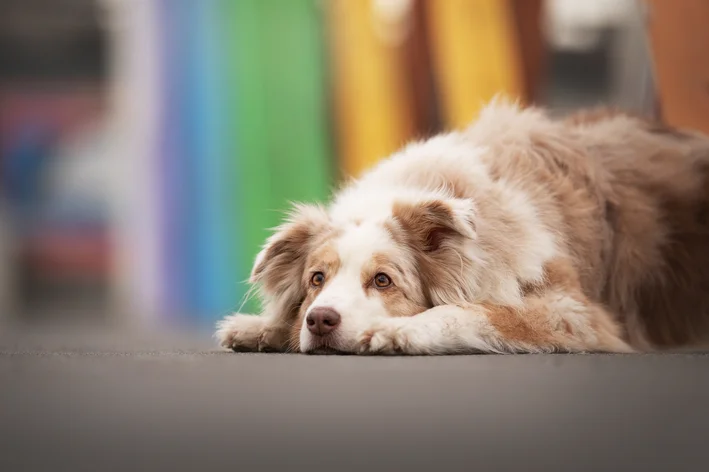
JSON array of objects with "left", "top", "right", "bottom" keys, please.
[{"left": 219, "top": 0, "right": 333, "bottom": 313}]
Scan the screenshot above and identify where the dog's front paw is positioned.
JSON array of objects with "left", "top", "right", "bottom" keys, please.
[
  {"left": 215, "top": 314, "right": 267, "bottom": 352},
  {"left": 256, "top": 326, "right": 290, "bottom": 353},
  {"left": 357, "top": 322, "right": 411, "bottom": 355}
]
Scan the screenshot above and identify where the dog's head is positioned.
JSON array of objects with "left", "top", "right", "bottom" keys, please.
[{"left": 250, "top": 190, "right": 482, "bottom": 354}]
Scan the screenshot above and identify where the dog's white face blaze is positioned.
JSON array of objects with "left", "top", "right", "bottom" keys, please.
[{"left": 299, "top": 221, "right": 426, "bottom": 353}]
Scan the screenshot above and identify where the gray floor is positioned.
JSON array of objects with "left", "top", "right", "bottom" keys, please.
[{"left": 2, "top": 325, "right": 709, "bottom": 472}]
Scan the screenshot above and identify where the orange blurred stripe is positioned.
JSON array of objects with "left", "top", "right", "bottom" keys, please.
[
  {"left": 424, "top": 0, "right": 524, "bottom": 129},
  {"left": 325, "top": 0, "right": 417, "bottom": 178}
]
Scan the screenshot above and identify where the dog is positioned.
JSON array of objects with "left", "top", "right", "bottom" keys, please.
[{"left": 216, "top": 100, "right": 709, "bottom": 354}]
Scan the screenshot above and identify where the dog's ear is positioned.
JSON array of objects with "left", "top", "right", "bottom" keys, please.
[
  {"left": 250, "top": 203, "right": 330, "bottom": 295},
  {"left": 392, "top": 197, "right": 476, "bottom": 252},
  {"left": 392, "top": 197, "right": 481, "bottom": 308}
]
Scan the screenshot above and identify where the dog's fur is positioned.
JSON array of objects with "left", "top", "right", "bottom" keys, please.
[{"left": 216, "top": 100, "right": 709, "bottom": 354}]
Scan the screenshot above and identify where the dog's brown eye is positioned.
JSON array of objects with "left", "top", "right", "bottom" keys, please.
[
  {"left": 374, "top": 273, "right": 392, "bottom": 288},
  {"left": 311, "top": 272, "right": 325, "bottom": 287}
]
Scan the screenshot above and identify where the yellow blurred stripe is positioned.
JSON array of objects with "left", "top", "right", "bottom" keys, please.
[
  {"left": 425, "top": 0, "right": 524, "bottom": 129},
  {"left": 325, "top": 0, "right": 416, "bottom": 178}
]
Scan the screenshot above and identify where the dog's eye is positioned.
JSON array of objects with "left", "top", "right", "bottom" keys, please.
[
  {"left": 311, "top": 272, "right": 325, "bottom": 287},
  {"left": 374, "top": 273, "right": 392, "bottom": 288}
]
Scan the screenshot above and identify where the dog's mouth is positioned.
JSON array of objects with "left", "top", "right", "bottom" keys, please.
[{"left": 302, "top": 331, "right": 355, "bottom": 355}]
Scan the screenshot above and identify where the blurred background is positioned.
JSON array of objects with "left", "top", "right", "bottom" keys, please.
[{"left": 0, "top": 0, "right": 706, "bottom": 332}]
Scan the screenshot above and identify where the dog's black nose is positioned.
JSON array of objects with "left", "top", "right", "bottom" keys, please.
[{"left": 306, "top": 307, "right": 341, "bottom": 336}]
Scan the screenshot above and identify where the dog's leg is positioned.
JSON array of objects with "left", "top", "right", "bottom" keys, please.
[
  {"left": 357, "top": 292, "right": 633, "bottom": 354},
  {"left": 215, "top": 310, "right": 295, "bottom": 353}
]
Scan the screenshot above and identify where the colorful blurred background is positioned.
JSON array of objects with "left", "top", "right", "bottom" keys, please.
[{"left": 0, "top": 0, "right": 706, "bottom": 331}]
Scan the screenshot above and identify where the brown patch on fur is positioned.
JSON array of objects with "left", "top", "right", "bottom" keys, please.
[
  {"left": 369, "top": 253, "right": 404, "bottom": 274},
  {"left": 297, "top": 290, "right": 318, "bottom": 319},
  {"left": 481, "top": 303, "right": 553, "bottom": 345},
  {"left": 374, "top": 286, "right": 429, "bottom": 317},
  {"left": 392, "top": 199, "right": 469, "bottom": 251},
  {"left": 483, "top": 293, "right": 630, "bottom": 352},
  {"left": 377, "top": 289, "right": 428, "bottom": 317},
  {"left": 522, "top": 259, "right": 581, "bottom": 297},
  {"left": 305, "top": 243, "right": 341, "bottom": 281},
  {"left": 542, "top": 259, "right": 582, "bottom": 292}
]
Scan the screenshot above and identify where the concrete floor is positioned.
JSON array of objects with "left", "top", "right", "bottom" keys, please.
[{"left": 1, "top": 325, "right": 709, "bottom": 472}]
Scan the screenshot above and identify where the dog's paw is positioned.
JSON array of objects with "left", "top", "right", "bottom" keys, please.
[
  {"left": 357, "top": 322, "right": 411, "bottom": 355},
  {"left": 256, "top": 326, "right": 290, "bottom": 353},
  {"left": 215, "top": 314, "right": 266, "bottom": 352}
]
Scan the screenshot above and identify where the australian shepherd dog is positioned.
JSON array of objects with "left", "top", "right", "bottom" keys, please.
[{"left": 216, "top": 100, "right": 709, "bottom": 354}]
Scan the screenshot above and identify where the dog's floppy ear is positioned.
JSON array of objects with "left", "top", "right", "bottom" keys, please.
[
  {"left": 392, "top": 197, "right": 481, "bottom": 307},
  {"left": 250, "top": 203, "right": 330, "bottom": 295},
  {"left": 392, "top": 197, "right": 476, "bottom": 252}
]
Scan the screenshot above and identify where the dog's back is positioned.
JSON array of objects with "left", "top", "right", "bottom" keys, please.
[
  {"left": 568, "top": 110, "right": 709, "bottom": 348},
  {"left": 466, "top": 104, "right": 709, "bottom": 349}
]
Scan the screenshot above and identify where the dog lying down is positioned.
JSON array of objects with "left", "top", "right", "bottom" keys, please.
[{"left": 216, "top": 100, "right": 709, "bottom": 355}]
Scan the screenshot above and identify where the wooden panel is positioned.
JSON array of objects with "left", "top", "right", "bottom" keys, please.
[
  {"left": 424, "top": 0, "right": 525, "bottom": 130},
  {"left": 509, "top": 0, "right": 546, "bottom": 104},
  {"left": 325, "top": 0, "right": 417, "bottom": 178},
  {"left": 646, "top": 0, "right": 709, "bottom": 133}
]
